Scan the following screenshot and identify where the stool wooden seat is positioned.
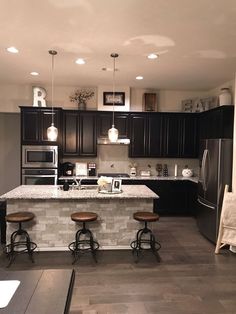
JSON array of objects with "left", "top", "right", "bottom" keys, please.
[
  {"left": 6, "top": 212, "right": 35, "bottom": 223},
  {"left": 133, "top": 212, "right": 159, "bottom": 222},
  {"left": 71, "top": 212, "right": 97, "bottom": 222},
  {"left": 4, "top": 211, "right": 37, "bottom": 267},
  {"left": 69, "top": 211, "right": 99, "bottom": 264},
  {"left": 131, "top": 211, "right": 161, "bottom": 262}
]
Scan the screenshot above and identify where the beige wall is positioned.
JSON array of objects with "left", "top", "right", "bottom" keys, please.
[
  {"left": 0, "top": 113, "right": 20, "bottom": 194},
  {"left": 0, "top": 83, "right": 207, "bottom": 113}
]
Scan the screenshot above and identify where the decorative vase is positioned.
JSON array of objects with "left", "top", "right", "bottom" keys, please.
[
  {"left": 182, "top": 166, "right": 193, "bottom": 177},
  {"left": 219, "top": 88, "right": 232, "bottom": 106},
  {"left": 78, "top": 102, "right": 86, "bottom": 110}
]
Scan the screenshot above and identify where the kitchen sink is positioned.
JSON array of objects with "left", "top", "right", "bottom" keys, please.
[{"left": 80, "top": 185, "right": 98, "bottom": 190}]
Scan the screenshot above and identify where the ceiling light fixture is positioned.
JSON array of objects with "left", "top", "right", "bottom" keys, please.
[
  {"left": 6, "top": 47, "right": 19, "bottom": 54},
  {"left": 136, "top": 76, "right": 143, "bottom": 80},
  {"left": 47, "top": 50, "right": 58, "bottom": 142},
  {"left": 75, "top": 58, "right": 85, "bottom": 65},
  {"left": 108, "top": 53, "right": 119, "bottom": 143},
  {"left": 148, "top": 53, "right": 158, "bottom": 59},
  {"left": 30, "top": 71, "right": 39, "bottom": 76}
]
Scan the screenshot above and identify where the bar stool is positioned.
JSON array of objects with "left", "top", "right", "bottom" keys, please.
[
  {"left": 130, "top": 211, "right": 161, "bottom": 262},
  {"left": 68, "top": 212, "right": 99, "bottom": 264},
  {"left": 5, "top": 211, "right": 37, "bottom": 267}
]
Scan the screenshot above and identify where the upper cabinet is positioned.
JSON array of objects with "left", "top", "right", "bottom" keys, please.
[
  {"left": 62, "top": 111, "right": 97, "bottom": 157},
  {"left": 21, "top": 107, "right": 62, "bottom": 145},
  {"left": 97, "top": 112, "right": 129, "bottom": 138},
  {"left": 199, "top": 105, "right": 234, "bottom": 139},
  {"left": 129, "top": 112, "right": 198, "bottom": 158}
]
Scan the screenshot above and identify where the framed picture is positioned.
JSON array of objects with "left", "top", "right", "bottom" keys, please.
[
  {"left": 112, "top": 179, "right": 122, "bottom": 192},
  {"left": 103, "top": 92, "right": 125, "bottom": 106},
  {"left": 143, "top": 93, "right": 157, "bottom": 111}
]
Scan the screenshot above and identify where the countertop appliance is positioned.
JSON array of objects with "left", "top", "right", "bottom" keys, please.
[
  {"left": 62, "top": 162, "right": 74, "bottom": 176},
  {"left": 22, "top": 145, "right": 58, "bottom": 168},
  {"left": 88, "top": 163, "right": 96, "bottom": 177},
  {"left": 197, "top": 139, "right": 232, "bottom": 243}
]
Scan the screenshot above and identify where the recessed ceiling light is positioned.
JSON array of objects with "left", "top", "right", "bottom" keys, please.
[
  {"left": 147, "top": 53, "right": 158, "bottom": 59},
  {"left": 6, "top": 46, "right": 19, "bottom": 54},
  {"left": 136, "top": 76, "right": 143, "bottom": 80},
  {"left": 75, "top": 58, "right": 85, "bottom": 65},
  {"left": 30, "top": 72, "right": 39, "bottom": 76}
]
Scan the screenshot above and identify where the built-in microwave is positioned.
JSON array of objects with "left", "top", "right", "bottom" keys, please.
[{"left": 22, "top": 145, "right": 58, "bottom": 168}]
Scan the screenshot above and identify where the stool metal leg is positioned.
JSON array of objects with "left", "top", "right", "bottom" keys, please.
[
  {"left": 68, "top": 222, "right": 99, "bottom": 264},
  {"left": 131, "top": 221, "right": 161, "bottom": 263},
  {"left": 5, "top": 222, "right": 37, "bottom": 267}
]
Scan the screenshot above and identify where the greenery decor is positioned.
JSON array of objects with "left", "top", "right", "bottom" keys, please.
[{"left": 70, "top": 89, "right": 95, "bottom": 109}]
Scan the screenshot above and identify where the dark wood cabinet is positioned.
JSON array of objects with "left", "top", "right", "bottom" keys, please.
[
  {"left": 199, "top": 105, "right": 234, "bottom": 139},
  {"left": 180, "top": 114, "right": 199, "bottom": 158},
  {"left": 21, "top": 107, "right": 61, "bottom": 145},
  {"left": 63, "top": 111, "right": 97, "bottom": 157},
  {"left": 129, "top": 112, "right": 198, "bottom": 158},
  {"left": 162, "top": 114, "right": 182, "bottom": 157},
  {"left": 129, "top": 113, "right": 147, "bottom": 157},
  {"left": 123, "top": 179, "right": 197, "bottom": 215},
  {"left": 97, "top": 112, "right": 129, "bottom": 138}
]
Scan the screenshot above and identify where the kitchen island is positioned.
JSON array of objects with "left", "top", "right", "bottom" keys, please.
[{"left": 1, "top": 185, "right": 158, "bottom": 250}]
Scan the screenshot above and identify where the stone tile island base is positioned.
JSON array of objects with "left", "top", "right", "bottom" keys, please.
[{"left": 6, "top": 199, "right": 154, "bottom": 250}]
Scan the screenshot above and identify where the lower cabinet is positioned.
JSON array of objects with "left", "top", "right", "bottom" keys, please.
[{"left": 123, "top": 179, "right": 197, "bottom": 216}]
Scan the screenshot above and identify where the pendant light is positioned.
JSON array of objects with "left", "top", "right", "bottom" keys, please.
[
  {"left": 47, "top": 50, "right": 58, "bottom": 141},
  {"left": 108, "top": 53, "right": 119, "bottom": 142}
]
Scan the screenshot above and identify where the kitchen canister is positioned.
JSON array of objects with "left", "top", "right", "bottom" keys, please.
[{"left": 219, "top": 88, "right": 232, "bottom": 106}]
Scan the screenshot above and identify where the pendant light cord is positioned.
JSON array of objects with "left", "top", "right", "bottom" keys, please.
[
  {"left": 51, "top": 53, "right": 55, "bottom": 125},
  {"left": 112, "top": 55, "right": 115, "bottom": 127},
  {"left": 49, "top": 50, "right": 57, "bottom": 125}
]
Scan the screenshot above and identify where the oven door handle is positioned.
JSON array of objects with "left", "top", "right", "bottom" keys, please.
[{"left": 22, "top": 175, "right": 57, "bottom": 177}]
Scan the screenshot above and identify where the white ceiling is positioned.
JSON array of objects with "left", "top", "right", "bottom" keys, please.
[{"left": 0, "top": 0, "right": 236, "bottom": 90}]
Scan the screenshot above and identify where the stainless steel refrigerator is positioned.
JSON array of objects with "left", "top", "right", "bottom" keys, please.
[{"left": 197, "top": 139, "right": 233, "bottom": 243}]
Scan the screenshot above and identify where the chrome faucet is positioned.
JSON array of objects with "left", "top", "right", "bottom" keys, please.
[{"left": 72, "top": 178, "right": 82, "bottom": 190}]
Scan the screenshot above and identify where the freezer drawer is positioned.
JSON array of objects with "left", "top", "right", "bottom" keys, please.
[{"left": 196, "top": 197, "right": 218, "bottom": 243}]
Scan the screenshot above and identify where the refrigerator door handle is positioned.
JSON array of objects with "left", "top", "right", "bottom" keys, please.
[
  {"left": 201, "top": 149, "right": 208, "bottom": 191},
  {"left": 197, "top": 198, "right": 215, "bottom": 210}
]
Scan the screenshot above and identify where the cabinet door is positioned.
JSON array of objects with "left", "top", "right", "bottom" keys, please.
[
  {"left": 97, "top": 112, "right": 112, "bottom": 137},
  {"left": 129, "top": 114, "right": 147, "bottom": 157},
  {"left": 148, "top": 114, "right": 163, "bottom": 157},
  {"left": 80, "top": 112, "right": 97, "bottom": 156},
  {"left": 97, "top": 112, "right": 129, "bottom": 138},
  {"left": 114, "top": 113, "right": 129, "bottom": 138},
  {"left": 199, "top": 106, "right": 234, "bottom": 140},
  {"left": 162, "top": 115, "right": 181, "bottom": 157},
  {"left": 21, "top": 110, "right": 40, "bottom": 143},
  {"left": 181, "top": 114, "right": 198, "bottom": 158},
  {"left": 63, "top": 111, "right": 79, "bottom": 156},
  {"left": 41, "top": 109, "right": 61, "bottom": 143}
]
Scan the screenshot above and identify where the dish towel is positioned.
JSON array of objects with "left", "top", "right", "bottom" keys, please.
[{"left": 215, "top": 185, "right": 236, "bottom": 253}]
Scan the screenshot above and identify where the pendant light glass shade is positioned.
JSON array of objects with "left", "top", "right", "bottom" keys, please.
[
  {"left": 47, "top": 123, "right": 58, "bottom": 141},
  {"left": 108, "top": 53, "right": 119, "bottom": 142},
  {"left": 47, "top": 50, "right": 58, "bottom": 141},
  {"left": 108, "top": 124, "right": 119, "bottom": 142}
]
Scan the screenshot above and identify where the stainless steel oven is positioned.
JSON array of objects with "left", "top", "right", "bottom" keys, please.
[
  {"left": 22, "top": 145, "right": 58, "bottom": 168},
  {"left": 22, "top": 169, "right": 58, "bottom": 185}
]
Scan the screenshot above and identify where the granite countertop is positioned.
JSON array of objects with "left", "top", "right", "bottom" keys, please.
[
  {"left": 0, "top": 185, "right": 158, "bottom": 200},
  {"left": 59, "top": 175, "right": 198, "bottom": 184}
]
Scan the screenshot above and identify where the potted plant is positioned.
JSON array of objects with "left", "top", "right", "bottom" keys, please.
[{"left": 70, "top": 89, "right": 95, "bottom": 110}]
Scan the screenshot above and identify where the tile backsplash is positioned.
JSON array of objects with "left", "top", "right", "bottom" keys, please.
[{"left": 62, "top": 145, "right": 199, "bottom": 177}]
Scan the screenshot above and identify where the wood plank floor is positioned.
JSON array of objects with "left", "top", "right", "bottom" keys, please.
[{"left": 1, "top": 217, "right": 236, "bottom": 314}]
